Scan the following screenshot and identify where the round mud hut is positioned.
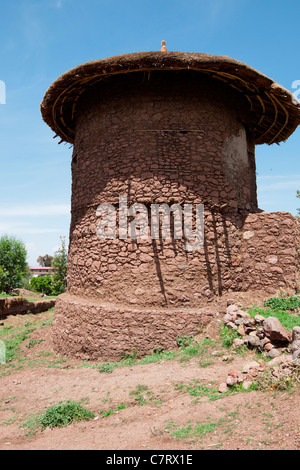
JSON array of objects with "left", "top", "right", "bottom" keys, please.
[{"left": 41, "top": 49, "right": 300, "bottom": 360}]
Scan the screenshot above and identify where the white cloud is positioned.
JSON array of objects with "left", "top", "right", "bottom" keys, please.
[
  {"left": 18, "top": 228, "right": 60, "bottom": 234},
  {"left": 25, "top": 242, "right": 35, "bottom": 251},
  {"left": 0, "top": 223, "right": 60, "bottom": 235},
  {"left": 52, "top": 0, "right": 64, "bottom": 8},
  {"left": 257, "top": 175, "right": 300, "bottom": 192},
  {"left": 0, "top": 204, "right": 70, "bottom": 217},
  {"left": 209, "top": 0, "right": 238, "bottom": 24}
]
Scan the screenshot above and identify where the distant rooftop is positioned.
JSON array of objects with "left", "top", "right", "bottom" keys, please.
[{"left": 29, "top": 266, "right": 53, "bottom": 270}]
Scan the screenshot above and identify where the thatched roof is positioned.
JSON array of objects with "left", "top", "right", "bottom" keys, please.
[{"left": 41, "top": 51, "right": 300, "bottom": 145}]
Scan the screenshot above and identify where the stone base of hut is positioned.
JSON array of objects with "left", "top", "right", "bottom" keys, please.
[
  {"left": 51, "top": 211, "right": 299, "bottom": 360},
  {"left": 52, "top": 294, "right": 214, "bottom": 360}
]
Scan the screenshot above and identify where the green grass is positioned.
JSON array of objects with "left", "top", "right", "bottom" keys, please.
[
  {"left": 96, "top": 337, "right": 217, "bottom": 374},
  {"left": 129, "top": 384, "right": 156, "bottom": 406},
  {"left": 220, "top": 325, "right": 240, "bottom": 348},
  {"left": 99, "top": 386, "right": 162, "bottom": 416},
  {"left": 179, "top": 338, "right": 215, "bottom": 361},
  {"left": 0, "top": 292, "right": 56, "bottom": 301},
  {"left": 172, "top": 421, "right": 217, "bottom": 438},
  {"left": 25, "top": 339, "right": 44, "bottom": 349},
  {"left": 0, "top": 310, "right": 56, "bottom": 376},
  {"left": 0, "top": 327, "right": 35, "bottom": 362},
  {"left": 167, "top": 419, "right": 221, "bottom": 440},
  {"left": 23, "top": 296, "right": 56, "bottom": 302},
  {"left": 184, "top": 380, "right": 220, "bottom": 400},
  {"left": 100, "top": 403, "right": 128, "bottom": 417},
  {"left": 139, "top": 349, "right": 177, "bottom": 365},
  {"left": 97, "top": 361, "right": 117, "bottom": 373},
  {"left": 246, "top": 294, "right": 300, "bottom": 331},
  {"left": 21, "top": 400, "right": 95, "bottom": 435},
  {"left": 247, "top": 307, "right": 300, "bottom": 331},
  {"left": 174, "top": 378, "right": 257, "bottom": 402},
  {"left": 176, "top": 335, "right": 194, "bottom": 348}
]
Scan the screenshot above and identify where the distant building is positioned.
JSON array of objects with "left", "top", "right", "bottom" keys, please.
[{"left": 29, "top": 266, "right": 54, "bottom": 278}]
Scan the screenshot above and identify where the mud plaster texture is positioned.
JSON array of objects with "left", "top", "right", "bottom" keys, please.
[{"left": 51, "top": 71, "right": 299, "bottom": 360}]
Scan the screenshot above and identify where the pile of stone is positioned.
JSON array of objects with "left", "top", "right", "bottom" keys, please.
[
  {"left": 218, "top": 304, "right": 300, "bottom": 393},
  {"left": 224, "top": 304, "right": 300, "bottom": 363}
]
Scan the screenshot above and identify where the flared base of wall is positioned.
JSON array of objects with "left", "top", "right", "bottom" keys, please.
[
  {"left": 52, "top": 211, "right": 299, "bottom": 361},
  {"left": 51, "top": 293, "right": 214, "bottom": 361}
]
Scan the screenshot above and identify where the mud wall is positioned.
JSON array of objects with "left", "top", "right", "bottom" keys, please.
[
  {"left": 52, "top": 211, "right": 299, "bottom": 360},
  {"left": 50, "top": 70, "right": 299, "bottom": 360},
  {"left": 0, "top": 296, "right": 56, "bottom": 318},
  {"left": 68, "top": 70, "right": 259, "bottom": 305}
]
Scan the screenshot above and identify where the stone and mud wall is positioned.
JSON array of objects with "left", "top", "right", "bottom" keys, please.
[
  {"left": 0, "top": 296, "right": 55, "bottom": 319},
  {"left": 51, "top": 70, "right": 299, "bottom": 360}
]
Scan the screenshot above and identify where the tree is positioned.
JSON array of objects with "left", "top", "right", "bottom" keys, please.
[
  {"left": 30, "top": 275, "right": 53, "bottom": 296},
  {"left": 51, "top": 236, "right": 68, "bottom": 295},
  {"left": 0, "top": 235, "right": 28, "bottom": 293},
  {"left": 37, "top": 254, "right": 53, "bottom": 267}
]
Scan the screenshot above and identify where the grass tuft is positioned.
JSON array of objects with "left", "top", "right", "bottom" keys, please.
[{"left": 21, "top": 400, "right": 94, "bottom": 435}]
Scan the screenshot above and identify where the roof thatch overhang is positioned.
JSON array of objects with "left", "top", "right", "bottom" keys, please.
[{"left": 41, "top": 51, "right": 300, "bottom": 146}]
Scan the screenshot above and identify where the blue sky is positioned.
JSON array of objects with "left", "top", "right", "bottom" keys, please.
[{"left": 0, "top": 0, "right": 299, "bottom": 266}]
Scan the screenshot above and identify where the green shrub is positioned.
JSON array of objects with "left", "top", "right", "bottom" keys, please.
[
  {"left": 0, "top": 235, "right": 28, "bottom": 293},
  {"left": 51, "top": 236, "right": 67, "bottom": 294},
  {"left": 176, "top": 335, "right": 194, "bottom": 348},
  {"left": 22, "top": 400, "right": 95, "bottom": 434},
  {"left": 30, "top": 276, "right": 53, "bottom": 295},
  {"left": 50, "top": 277, "right": 65, "bottom": 296},
  {"left": 40, "top": 401, "right": 94, "bottom": 429},
  {"left": 98, "top": 361, "right": 116, "bottom": 373},
  {"left": 264, "top": 295, "right": 300, "bottom": 311},
  {"left": 220, "top": 325, "right": 240, "bottom": 348}
]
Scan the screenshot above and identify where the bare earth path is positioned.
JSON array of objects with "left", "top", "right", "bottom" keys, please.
[{"left": 0, "top": 305, "right": 299, "bottom": 451}]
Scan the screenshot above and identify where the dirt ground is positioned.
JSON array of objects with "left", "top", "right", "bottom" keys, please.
[{"left": 0, "top": 291, "right": 299, "bottom": 451}]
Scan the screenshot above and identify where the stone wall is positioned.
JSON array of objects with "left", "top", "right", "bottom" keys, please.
[
  {"left": 239, "top": 212, "right": 299, "bottom": 292},
  {"left": 67, "top": 70, "right": 259, "bottom": 303},
  {"left": 66, "top": 209, "right": 299, "bottom": 308},
  {"left": 0, "top": 296, "right": 56, "bottom": 319},
  {"left": 52, "top": 293, "right": 214, "bottom": 360},
  {"left": 55, "top": 209, "right": 299, "bottom": 360},
  {"left": 50, "top": 70, "right": 299, "bottom": 360},
  {"left": 72, "top": 71, "right": 256, "bottom": 215}
]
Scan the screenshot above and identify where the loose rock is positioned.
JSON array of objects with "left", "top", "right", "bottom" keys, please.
[
  {"left": 290, "top": 340, "right": 300, "bottom": 353},
  {"left": 263, "top": 317, "right": 291, "bottom": 343},
  {"left": 292, "top": 326, "right": 300, "bottom": 341},
  {"left": 292, "top": 350, "right": 300, "bottom": 366},
  {"left": 218, "top": 382, "right": 228, "bottom": 393},
  {"left": 242, "top": 380, "right": 252, "bottom": 390},
  {"left": 220, "top": 304, "right": 300, "bottom": 392},
  {"left": 267, "top": 348, "right": 282, "bottom": 359}
]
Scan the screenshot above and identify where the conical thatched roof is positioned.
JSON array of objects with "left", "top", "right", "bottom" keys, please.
[{"left": 41, "top": 51, "right": 300, "bottom": 145}]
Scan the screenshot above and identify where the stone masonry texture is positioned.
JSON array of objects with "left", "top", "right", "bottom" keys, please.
[{"left": 50, "top": 70, "right": 299, "bottom": 360}]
